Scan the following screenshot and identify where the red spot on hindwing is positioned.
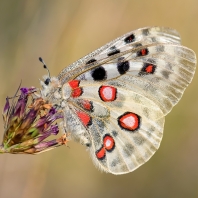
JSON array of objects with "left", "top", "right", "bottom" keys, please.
[
  {"left": 96, "top": 147, "right": 106, "bottom": 160},
  {"left": 82, "top": 100, "right": 93, "bottom": 111},
  {"left": 118, "top": 112, "right": 140, "bottom": 131},
  {"left": 71, "top": 87, "right": 83, "bottom": 98},
  {"left": 96, "top": 134, "right": 115, "bottom": 160},
  {"left": 99, "top": 86, "right": 117, "bottom": 102},
  {"left": 103, "top": 135, "right": 115, "bottom": 151},
  {"left": 76, "top": 111, "right": 92, "bottom": 127},
  {"left": 68, "top": 80, "right": 83, "bottom": 98}
]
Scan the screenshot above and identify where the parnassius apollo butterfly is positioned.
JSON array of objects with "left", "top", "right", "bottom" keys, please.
[{"left": 40, "top": 27, "right": 196, "bottom": 175}]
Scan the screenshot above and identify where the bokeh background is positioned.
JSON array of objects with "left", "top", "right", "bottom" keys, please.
[{"left": 0, "top": 1, "right": 198, "bottom": 198}]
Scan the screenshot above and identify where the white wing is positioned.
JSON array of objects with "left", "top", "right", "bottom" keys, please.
[{"left": 58, "top": 27, "right": 196, "bottom": 174}]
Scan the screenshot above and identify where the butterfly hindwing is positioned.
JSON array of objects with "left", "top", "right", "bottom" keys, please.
[{"left": 64, "top": 81, "right": 165, "bottom": 174}]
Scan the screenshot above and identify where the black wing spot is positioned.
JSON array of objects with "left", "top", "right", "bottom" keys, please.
[
  {"left": 107, "top": 49, "right": 120, "bottom": 56},
  {"left": 140, "top": 63, "right": 156, "bottom": 75},
  {"left": 86, "top": 59, "right": 97, "bottom": 64},
  {"left": 91, "top": 67, "right": 107, "bottom": 81},
  {"left": 137, "top": 48, "right": 149, "bottom": 56},
  {"left": 117, "top": 61, "right": 130, "bottom": 74},
  {"left": 124, "top": 34, "right": 135, "bottom": 43}
]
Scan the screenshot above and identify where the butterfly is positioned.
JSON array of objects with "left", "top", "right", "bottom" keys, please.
[{"left": 40, "top": 27, "right": 196, "bottom": 175}]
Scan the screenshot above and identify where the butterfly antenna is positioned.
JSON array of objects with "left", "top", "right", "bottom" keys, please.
[{"left": 39, "top": 57, "right": 51, "bottom": 79}]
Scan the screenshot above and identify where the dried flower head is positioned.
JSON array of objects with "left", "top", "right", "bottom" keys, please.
[{"left": 0, "top": 87, "right": 67, "bottom": 154}]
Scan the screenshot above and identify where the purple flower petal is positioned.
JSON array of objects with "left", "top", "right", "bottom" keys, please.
[
  {"left": 46, "top": 124, "right": 59, "bottom": 135},
  {"left": 1, "top": 86, "right": 64, "bottom": 154},
  {"left": 13, "top": 97, "right": 27, "bottom": 118},
  {"left": 20, "top": 109, "right": 38, "bottom": 129},
  {"left": 49, "top": 107, "right": 56, "bottom": 115},
  {"left": 37, "top": 132, "right": 51, "bottom": 142},
  {"left": 35, "top": 139, "right": 58, "bottom": 149},
  {"left": 20, "top": 88, "right": 29, "bottom": 95},
  {"left": 47, "top": 113, "right": 63, "bottom": 123},
  {"left": 3, "top": 97, "right": 10, "bottom": 113},
  {"left": 35, "top": 116, "right": 48, "bottom": 128},
  {"left": 20, "top": 87, "right": 36, "bottom": 96}
]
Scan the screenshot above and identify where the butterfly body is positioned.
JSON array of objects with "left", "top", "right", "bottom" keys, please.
[{"left": 40, "top": 27, "right": 196, "bottom": 174}]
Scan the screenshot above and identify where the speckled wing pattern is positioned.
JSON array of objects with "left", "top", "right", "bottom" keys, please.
[{"left": 58, "top": 27, "right": 196, "bottom": 174}]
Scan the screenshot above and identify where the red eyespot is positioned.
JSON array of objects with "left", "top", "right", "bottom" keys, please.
[
  {"left": 118, "top": 112, "right": 140, "bottom": 131},
  {"left": 99, "top": 86, "right": 117, "bottom": 102}
]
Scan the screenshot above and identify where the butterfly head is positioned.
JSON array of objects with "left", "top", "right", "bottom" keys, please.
[
  {"left": 40, "top": 75, "right": 62, "bottom": 100},
  {"left": 39, "top": 57, "right": 62, "bottom": 102}
]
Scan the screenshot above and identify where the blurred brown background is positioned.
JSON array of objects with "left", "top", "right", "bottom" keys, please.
[{"left": 0, "top": 1, "right": 198, "bottom": 198}]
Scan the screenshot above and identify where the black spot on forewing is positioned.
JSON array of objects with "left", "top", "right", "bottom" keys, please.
[
  {"left": 107, "top": 49, "right": 120, "bottom": 56},
  {"left": 139, "top": 63, "right": 156, "bottom": 75},
  {"left": 124, "top": 34, "right": 135, "bottom": 43},
  {"left": 86, "top": 58, "right": 97, "bottom": 64},
  {"left": 91, "top": 66, "right": 107, "bottom": 81},
  {"left": 137, "top": 48, "right": 149, "bottom": 56},
  {"left": 117, "top": 61, "right": 130, "bottom": 74}
]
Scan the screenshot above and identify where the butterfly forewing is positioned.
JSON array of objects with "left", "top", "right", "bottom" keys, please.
[
  {"left": 42, "top": 27, "right": 196, "bottom": 174},
  {"left": 57, "top": 26, "right": 182, "bottom": 84}
]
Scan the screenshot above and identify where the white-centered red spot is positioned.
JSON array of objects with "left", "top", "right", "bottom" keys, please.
[
  {"left": 96, "top": 134, "right": 115, "bottom": 160},
  {"left": 103, "top": 135, "right": 115, "bottom": 151},
  {"left": 99, "top": 86, "right": 117, "bottom": 102},
  {"left": 118, "top": 112, "right": 140, "bottom": 131},
  {"left": 76, "top": 111, "right": 92, "bottom": 127}
]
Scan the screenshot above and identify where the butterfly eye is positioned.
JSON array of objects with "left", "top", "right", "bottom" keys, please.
[{"left": 44, "top": 78, "right": 50, "bottom": 85}]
